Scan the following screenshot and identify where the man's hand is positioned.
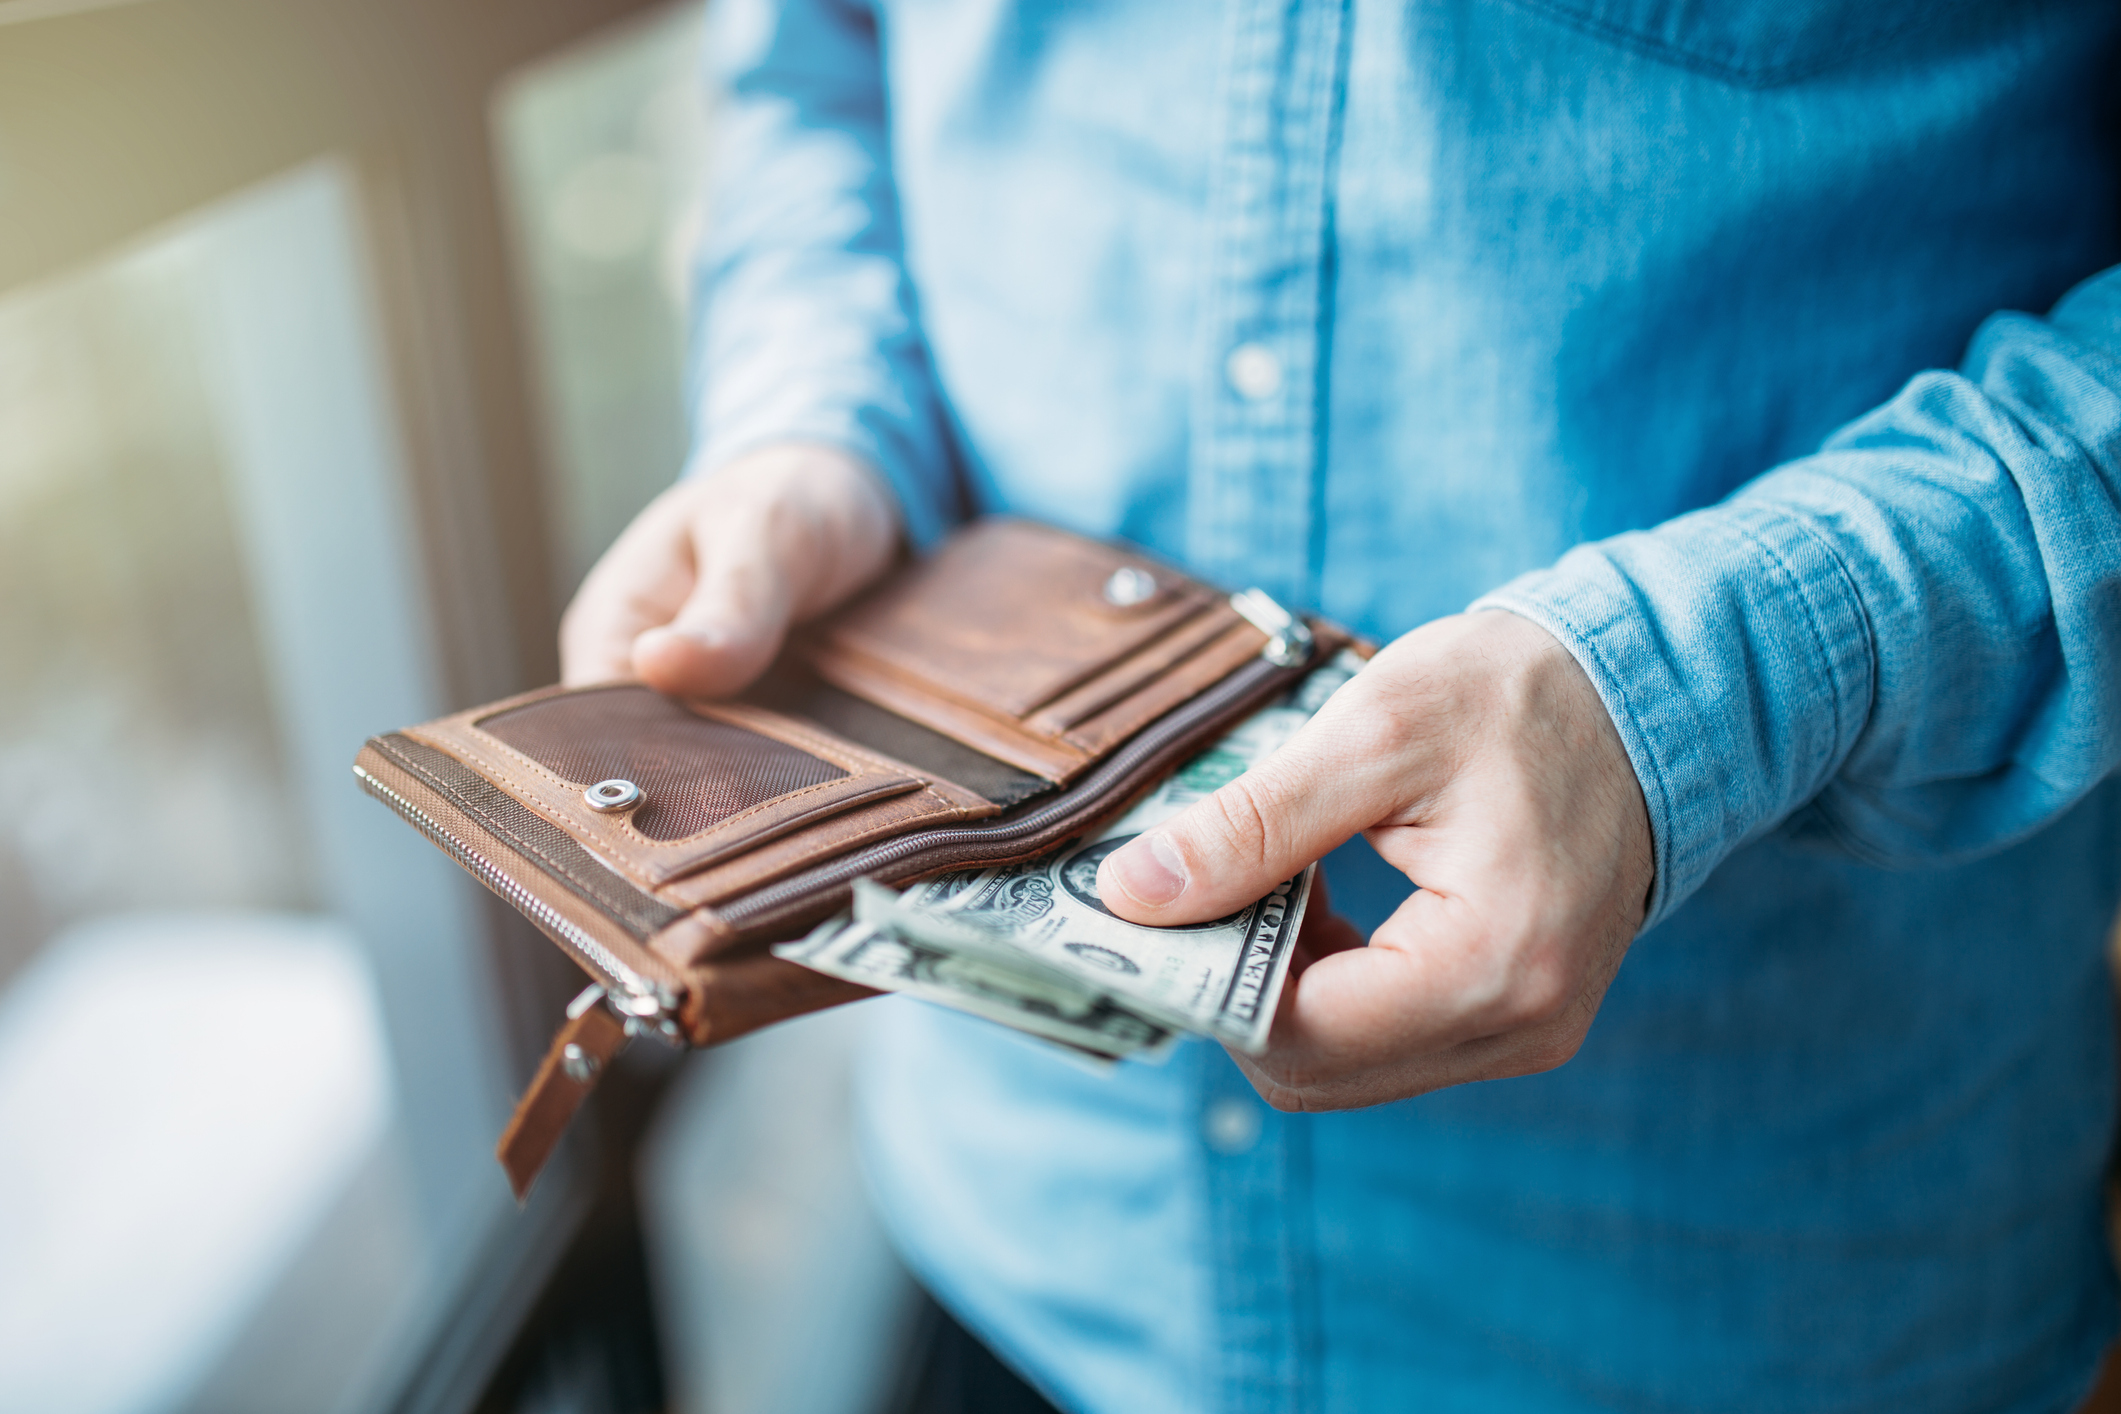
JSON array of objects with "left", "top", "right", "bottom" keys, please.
[
  {"left": 560, "top": 442, "right": 900, "bottom": 695},
  {"left": 1095, "top": 610, "right": 1653, "bottom": 1111},
  {"left": 557, "top": 443, "right": 902, "bottom": 1040}
]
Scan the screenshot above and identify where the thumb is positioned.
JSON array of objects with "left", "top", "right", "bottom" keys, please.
[
  {"left": 1096, "top": 722, "right": 1397, "bottom": 926},
  {"left": 632, "top": 525, "right": 800, "bottom": 699}
]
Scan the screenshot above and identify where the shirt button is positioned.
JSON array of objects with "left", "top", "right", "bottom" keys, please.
[
  {"left": 1203, "top": 1096, "right": 1263, "bottom": 1155},
  {"left": 1225, "top": 342, "right": 1282, "bottom": 401}
]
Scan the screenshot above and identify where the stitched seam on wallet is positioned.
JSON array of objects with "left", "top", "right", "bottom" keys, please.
[
  {"left": 372, "top": 734, "right": 681, "bottom": 939},
  {"left": 689, "top": 703, "right": 910, "bottom": 779},
  {"left": 745, "top": 669, "right": 1056, "bottom": 808},
  {"left": 674, "top": 775, "right": 896, "bottom": 847},
  {"left": 758, "top": 786, "right": 966, "bottom": 874},
  {"left": 739, "top": 787, "right": 969, "bottom": 882},
  {"left": 676, "top": 776, "right": 930, "bottom": 874},
  {"left": 422, "top": 730, "right": 654, "bottom": 881},
  {"left": 696, "top": 699, "right": 1000, "bottom": 813},
  {"left": 458, "top": 716, "right": 875, "bottom": 855}
]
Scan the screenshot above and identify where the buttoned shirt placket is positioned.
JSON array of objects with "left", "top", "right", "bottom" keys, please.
[
  {"left": 1186, "top": 0, "right": 1350, "bottom": 612},
  {"left": 1186, "top": 2, "right": 1350, "bottom": 1411}
]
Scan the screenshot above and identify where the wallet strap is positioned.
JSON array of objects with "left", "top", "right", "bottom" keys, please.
[{"left": 496, "top": 986, "right": 632, "bottom": 1201}]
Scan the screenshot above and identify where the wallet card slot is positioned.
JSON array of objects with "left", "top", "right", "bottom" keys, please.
[
  {"left": 798, "top": 520, "right": 1289, "bottom": 784},
  {"left": 1024, "top": 603, "right": 1248, "bottom": 736},
  {"left": 656, "top": 785, "right": 987, "bottom": 918},
  {"left": 802, "top": 653, "right": 1097, "bottom": 780},
  {"left": 744, "top": 667, "right": 1055, "bottom": 809},
  {"left": 714, "top": 648, "right": 1318, "bottom": 944},
  {"left": 802, "top": 519, "right": 1220, "bottom": 734},
  {"left": 1060, "top": 619, "right": 1273, "bottom": 758}
]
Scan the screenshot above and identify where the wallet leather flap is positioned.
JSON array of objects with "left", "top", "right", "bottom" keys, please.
[
  {"left": 405, "top": 685, "right": 991, "bottom": 889},
  {"left": 803, "top": 519, "right": 1269, "bottom": 782}
]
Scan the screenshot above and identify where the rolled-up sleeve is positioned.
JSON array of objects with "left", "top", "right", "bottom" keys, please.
[
  {"left": 691, "top": 0, "right": 963, "bottom": 546},
  {"left": 1478, "top": 266, "right": 2121, "bottom": 928}
]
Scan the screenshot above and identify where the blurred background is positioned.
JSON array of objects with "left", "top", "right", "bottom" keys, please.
[{"left": 0, "top": 3, "right": 925, "bottom": 1411}]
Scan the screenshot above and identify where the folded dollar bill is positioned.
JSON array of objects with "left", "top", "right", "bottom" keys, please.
[{"left": 775, "top": 649, "right": 1366, "bottom": 1061}]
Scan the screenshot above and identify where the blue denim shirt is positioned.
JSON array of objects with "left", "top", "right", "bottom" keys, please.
[{"left": 691, "top": 0, "right": 2121, "bottom": 1408}]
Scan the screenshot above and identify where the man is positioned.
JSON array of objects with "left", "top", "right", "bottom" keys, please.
[{"left": 562, "top": 0, "right": 2121, "bottom": 1408}]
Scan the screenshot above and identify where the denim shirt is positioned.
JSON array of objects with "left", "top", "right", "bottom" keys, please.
[{"left": 691, "top": 0, "right": 2121, "bottom": 1409}]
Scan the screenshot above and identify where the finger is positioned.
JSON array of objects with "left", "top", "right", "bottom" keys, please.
[
  {"left": 1289, "top": 872, "right": 1366, "bottom": 969},
  {"left": 559, "top": 444, "right": 900, "bottom": 695},
  {"left": 632, "top": 516, "right": 801, "bottom": 698},
  {"left": 1296, "top": 906, "right": 1367, "bottom": 966},
  {"left": 558, "top": 495, "right": 695, "bottom": 686},
  {"left": 1231, "top": 884, "right": 1591, "bottom": 1108},
  {"left": 1096, "top": 705, "right": 1412, "bottom": 926}
]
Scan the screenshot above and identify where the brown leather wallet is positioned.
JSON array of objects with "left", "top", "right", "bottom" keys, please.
[{"left": 354, "top": 517, "right": 1346, "bottom": 1195}]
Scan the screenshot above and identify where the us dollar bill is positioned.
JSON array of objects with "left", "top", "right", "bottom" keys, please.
[
  {"left": 776, "top": 910, "right": 1177, "bottom": 1062},
  {"left": 775, "top": 648, "right": 1367, "bottom": 1059},
  {"left": 888, "top": 852, "right": 1312, "bottom": 1055}
]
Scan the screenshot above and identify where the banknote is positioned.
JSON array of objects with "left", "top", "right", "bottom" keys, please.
[
  {"left": 776, "top": 909, "right": 1177, "bottom": 1062},
  {"left": 891, "top": 846, "right": 1312, "bottom": 1054},
  {"left": 888, "top": 647, "right": 1364, "bottom": 1051},
  {"left": 775, "top": 648, "right": 1367, "bottom": 1059}
]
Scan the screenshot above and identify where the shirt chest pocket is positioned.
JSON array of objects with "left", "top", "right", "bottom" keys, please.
[{"left": 1500, "top": 0, "right": 1981, "bottom": 87}]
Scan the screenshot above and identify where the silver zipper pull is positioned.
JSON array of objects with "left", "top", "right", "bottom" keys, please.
[
  {"left": 1230, "top": 588, "right": 1315, "bottom": 669},
  {"left": 568, "top": 978, "right": 682, "bottom": 1042},
  {"left": 613, "top": 982, "right": 684, "bottom": 1042}
]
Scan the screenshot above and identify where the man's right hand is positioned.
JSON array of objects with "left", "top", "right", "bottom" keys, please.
[{"left": 559, "top": 442, "right": 901, "bottom": 696}]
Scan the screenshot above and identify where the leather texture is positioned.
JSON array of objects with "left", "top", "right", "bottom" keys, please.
[
  {"left": 354, "top": 516, "right": 1346, "bottom": 1193},
  {"left": 496, "top": 999, "right": 629, "bottom": 1202},
  {"left": 405, "top": 687, "right": 973, "bottom": 889},
  {"left": 804, "top": 520, "right": 1271, "bottom": 781}
]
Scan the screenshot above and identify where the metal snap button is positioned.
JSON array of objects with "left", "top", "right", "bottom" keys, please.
[
  {"left": 1103, "top": 566, "right": 1158, "bottom": 607},
  {"left": 584, "top": 778, "right": 642, "bottom": 813}
]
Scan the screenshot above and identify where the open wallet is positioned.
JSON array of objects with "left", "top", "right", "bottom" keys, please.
[{"left": 353, "top": 517, "right": 1350, "bottom": 1197}]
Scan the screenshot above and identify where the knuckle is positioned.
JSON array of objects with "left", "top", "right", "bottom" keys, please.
[
  {"left": 1201, "top": 776, "right": 1280, "bottom": 869},
  {"left": 1494, "top": 963, "right": 1573, "bottom": 1030},
  {"left": 1511, "top": 1026, "right": 1586, "bottom": 1077},
  {"left": 1329, "top": 695, "right": 1417, "bottom": 761},
  {"left": 1436, "top": 920, "right": 1512, "bottom": 1016}
]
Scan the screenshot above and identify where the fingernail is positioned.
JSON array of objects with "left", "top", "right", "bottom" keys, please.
[{"left": 1107, "top": 833, "right": 1187, "bottom": 907}]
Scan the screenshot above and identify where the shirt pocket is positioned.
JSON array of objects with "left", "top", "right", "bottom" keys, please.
[{"left": 1499, "top": 0, "right": 1979, "bottom": 87}]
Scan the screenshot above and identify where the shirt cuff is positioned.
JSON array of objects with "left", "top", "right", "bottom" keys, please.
[{"left": 1470, "top": 500, "right": 1876, "bottom": 930}]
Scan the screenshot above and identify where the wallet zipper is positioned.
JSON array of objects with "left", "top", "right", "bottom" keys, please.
[
  {"left": 720, "top": 650, "right": 1304, "bottom": 934},
  {"left": 354, "top": 762, "right": 680, "bottom": 1027}
]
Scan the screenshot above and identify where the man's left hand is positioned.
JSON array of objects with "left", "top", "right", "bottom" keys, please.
[{"left": 1095, "top": 610, "right": 1654, "bottom": 1111}]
